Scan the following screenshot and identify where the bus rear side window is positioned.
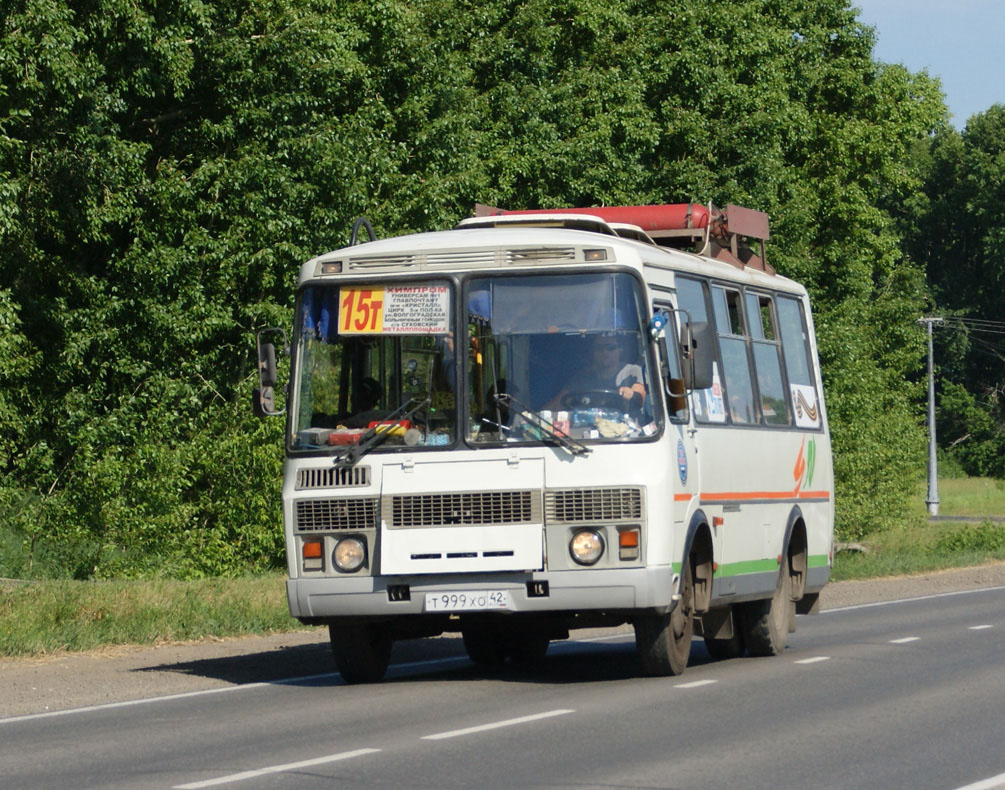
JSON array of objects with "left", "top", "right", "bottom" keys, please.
[
  {"left": 776, "top": 296, "right": 812, "bottom": 386},
  {"left": 776, "top": 294, "right": 822, "bottom": 429}
]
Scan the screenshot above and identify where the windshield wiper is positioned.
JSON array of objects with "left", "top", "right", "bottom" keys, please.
[
  {"left": 334, "top": 396, "right": 431, "bottom": 469},
  {"left": 492, "top": 393, "right": 591, "bottom": 456}
]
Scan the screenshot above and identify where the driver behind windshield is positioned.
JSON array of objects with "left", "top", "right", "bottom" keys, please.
[{"left": 545, "top": 333, "right": 646, "bottom": 413}]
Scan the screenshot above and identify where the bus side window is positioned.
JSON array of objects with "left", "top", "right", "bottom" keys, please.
[
  {"left": 776, "top": 294, "right": 822, "bottom": 429},
  {"left": 746, "top": 291, "right": 791, "bottom": 426},
  {"left": 711, "top": 285, "right": 757, "bottom": 424}
]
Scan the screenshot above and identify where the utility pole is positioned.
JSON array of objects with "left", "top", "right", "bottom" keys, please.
[{"left": 918, "top": 317, "right": 944, "bottom": 516}]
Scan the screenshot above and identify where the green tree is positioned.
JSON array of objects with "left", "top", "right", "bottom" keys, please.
[
  {"left": 0, "top": 0, "right": 947, "bottom": 577},
  {"left": 909, "top": 105, "right": 1005, "bottom": 478}
]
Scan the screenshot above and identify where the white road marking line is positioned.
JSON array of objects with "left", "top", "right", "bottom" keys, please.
[
  {"left": 890, "top": 637, "right": 920, "bottom": 644},
  {"left": 822, "top": 585, "right": 1005, "bottom": 614},
  {"left": 172, "top": 747, "right": 381, "bottom": 789},
  {"left": 950, "top": 770, "right": 1005, "bottom": 790},
  {"left": 794, "top": 656, "right": 831, "bottom": 664},
  {"left": 421, "top": 709, "right": 574, "bottom": 740},
  {"left": 0, "top": 683, "right": 276, "bottom": 726},
  {"left": 674, "top": 679, "right": 717, "bottom": 689},
  {"left": 969, "top": 625, "right": 993, "bottom": 630}
]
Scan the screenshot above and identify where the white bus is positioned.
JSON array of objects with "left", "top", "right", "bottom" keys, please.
[{"left": 255, "top": 203, "right": 834, "bottom": 683}]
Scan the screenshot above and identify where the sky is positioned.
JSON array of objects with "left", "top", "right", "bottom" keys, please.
[{"left": 853, "top": 0, "right": 1005, "bottom": 128}]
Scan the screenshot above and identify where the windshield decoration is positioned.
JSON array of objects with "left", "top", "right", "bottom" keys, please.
[{"left": 466, "top": 272, "right": 660, "bottom": 447}]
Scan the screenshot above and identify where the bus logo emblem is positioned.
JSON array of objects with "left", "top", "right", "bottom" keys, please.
[{"left": 677, "top": 440, "right": 688, "bottom": 484}]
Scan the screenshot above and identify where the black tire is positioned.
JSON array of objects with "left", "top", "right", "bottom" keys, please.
[
  {"left": 506, "top": 630, "right": 551, "bottom": 666},
  {"left": 634, "top": 561, "right": 694, "bottom": 676},
  {"left": 329, "top": 623, "right": 392, "bottom": 684},
  {"left": 703, "top": 608, "right": 745, "bottom": 660},
  {"left": 738, "top": 555, "right": 793, "bottom": 657},
  {"left": 462, "top": 625, "right": 508, "bottom": 667}
]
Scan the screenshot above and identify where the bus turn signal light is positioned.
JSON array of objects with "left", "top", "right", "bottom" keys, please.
[
  {"left": 302, "top": 540, "right": 324, "bottom": 572},
  {"left": 619, "top": 528, "right": 640, "bottom": 561}
]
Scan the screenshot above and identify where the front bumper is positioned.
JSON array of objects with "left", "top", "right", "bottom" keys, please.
[{"left": 288, "top": 565, "right": 676, "bottom": 620}]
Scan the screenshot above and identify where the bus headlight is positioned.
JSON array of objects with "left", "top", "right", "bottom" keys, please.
[
  {"left": 333, "top": 537, "right": 366, "bottom": 572},
  {"left": 570, "top": 530, "right": 604, "bottom": 566}
]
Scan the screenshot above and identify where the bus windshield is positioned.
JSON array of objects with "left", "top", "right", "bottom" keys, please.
[
  {"left": 290, "top": 282, "right": 457, "bottom": 451},
  {"left": 466, "top": 272, "right": 660, "bottom": 445}
]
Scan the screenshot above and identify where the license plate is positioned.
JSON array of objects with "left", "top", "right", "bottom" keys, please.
[{"left": 424, "top": 590, "right": 512, "bottom": 612}]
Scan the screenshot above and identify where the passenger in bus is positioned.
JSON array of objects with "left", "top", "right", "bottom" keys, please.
[{"left": 546, "top": 334, "right": 646, "bottom": 413}]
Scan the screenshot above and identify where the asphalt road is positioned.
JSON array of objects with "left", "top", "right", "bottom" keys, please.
[{"left": 2, "top": 584, "right": 1003, "bottom": 790}]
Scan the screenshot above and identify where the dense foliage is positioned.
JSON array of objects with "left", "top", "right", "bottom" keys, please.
[
  {"left": 1, "top": 0, "right": 947, "bottom": 578},
  {"left": 906, "top": 105, "right": 1005, "bottom": 479}
]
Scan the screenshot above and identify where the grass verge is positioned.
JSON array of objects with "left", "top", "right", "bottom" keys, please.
[
  {"left": 0, "top": 575, "right": 296, "bottom": 657},
  {"left": 832, "top": 519, "right": 1005, "bottom": 580},
  {"left": 832, "top": 476, "right": 1005, "bottom": 581}
]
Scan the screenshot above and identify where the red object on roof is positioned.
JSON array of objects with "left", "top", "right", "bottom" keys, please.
[{"left": 499, "top": 204, "right": 711, "bottom": 233}]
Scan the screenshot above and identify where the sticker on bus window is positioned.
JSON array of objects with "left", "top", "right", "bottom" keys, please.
[
  {"left": 791, "top": 383, "right": 821, "bottom": 428},
  {"left": 706, "top": 365, "right": 727, "bottom": 423},
  {"left": 339, "top": 286, "right": 450, "bottom": 334}
]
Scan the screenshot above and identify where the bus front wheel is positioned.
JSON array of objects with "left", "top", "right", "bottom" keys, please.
[
  {"left": 634, "top": 561, "right": 694, "bottom": 676},
  {"left": 329, "top": 623, "right": 392, "bottom": 683}
]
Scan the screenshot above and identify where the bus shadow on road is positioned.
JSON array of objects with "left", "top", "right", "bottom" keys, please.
[
  {"left": 428, "top": 639, "right": 717, "bottom": 686},
  {"left": 137, "top": 636, "right": 716, "bottom": 688}
]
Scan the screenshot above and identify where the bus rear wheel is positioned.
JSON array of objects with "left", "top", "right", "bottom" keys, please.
[
  {"left": 634, "top": 561, "right": 694, "bottom": 676},
  {"left": 506, "top": 627, "right": 551, "bottom": 666},
  {"left": 738, "top": 555, "right": 793, "bottom": 657},
  {"left": 703, "top": 608, "right": 745, "bottom": 660},
  {"left": 463, "top": 623, "right": 551, "bottom": 667},
  {"left": 329, "top": 623, "right": 392, "bottom": 683},
  {"left": 462, "top": 625, "right": 508, "bottom": 667}
]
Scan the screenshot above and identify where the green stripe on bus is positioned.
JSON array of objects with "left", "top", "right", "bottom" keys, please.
[
  {"left": 716, "top": 559, "right": 779, "bottom": 577},
  {"left": 672, "top": 554, "right": 829, "bottom": 577}
]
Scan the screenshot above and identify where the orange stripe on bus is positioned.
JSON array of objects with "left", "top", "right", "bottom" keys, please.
[
  {"left": 673, "top": 493, "right": 693, "bottom": 502},
  {"left": 701, "top": 490, "right": 831, "bottom": 502}
]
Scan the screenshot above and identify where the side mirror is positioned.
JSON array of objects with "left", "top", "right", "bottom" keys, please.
[
  {"left": 253, "top": 328, "right": 288, "bottom": 417},
  {"left": 252, "top": 386, "right": 277, "bottom": 418},
  {"left": 681, "top": 321, "right": 714, "bottom": 391},
  {"left": 259, "top": 341, "right": 277, "bottom": 388}
]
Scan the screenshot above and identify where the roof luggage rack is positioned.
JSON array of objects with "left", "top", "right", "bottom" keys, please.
[{"left": 463, "top": 202, "right": 773, "bottom": 274}]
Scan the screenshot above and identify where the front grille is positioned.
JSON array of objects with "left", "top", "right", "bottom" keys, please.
[
  {"left": 295, "top": 466, "right": 370, "bottom": 490},
  {"left": 295, "top": 497, "right": 378, "bottom": 532},
  {"left": 388, "top": 490, "right": 539, "bottom": 528},
  {"left": 545, "top": 488, "right": 643, "bottom": 523}
]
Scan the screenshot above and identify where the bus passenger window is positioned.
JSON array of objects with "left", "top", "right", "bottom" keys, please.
[
  {"left": 747, "top": 292, "right": 790, "bottom": 426},
  {"left": 777, "top": 294, "right": 822, "bottom": 429},
  {"left": 712, "top": 286, "right": 756, "bottom": 424}
]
